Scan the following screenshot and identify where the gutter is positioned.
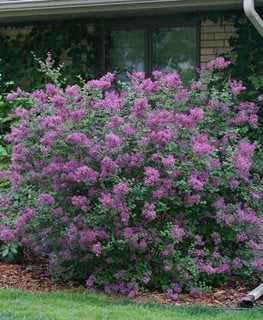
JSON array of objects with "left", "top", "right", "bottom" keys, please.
[
  {"left": 240, "top": 283, "right": 263, "bottom": 308},
  {"left": 244, "top": 0, "right": 263, "bottom": 36},
  {"left": 0, "top": 1, "right": 261, "bottom": 21}
]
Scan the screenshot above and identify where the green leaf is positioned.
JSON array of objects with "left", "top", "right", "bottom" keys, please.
[{"left": 2, "top": 249, "right": 9, "bottom": 257}]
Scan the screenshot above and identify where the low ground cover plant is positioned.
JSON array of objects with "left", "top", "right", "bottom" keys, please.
[{"left": 0, "top": 57, "right": 262, "bottom": 299}]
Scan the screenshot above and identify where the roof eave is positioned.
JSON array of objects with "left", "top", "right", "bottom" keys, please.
[{"left": 0, "top": 0, "right": 262, "bottom": 22}]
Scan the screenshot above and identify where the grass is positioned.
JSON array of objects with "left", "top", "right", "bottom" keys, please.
[{"left": 0, "top": 289, "right": 262, "bottom": 320}]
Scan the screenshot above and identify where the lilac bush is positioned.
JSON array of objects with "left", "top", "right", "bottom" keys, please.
[{"left": 0, "top": 57, "right": 262, "bottom": 298}]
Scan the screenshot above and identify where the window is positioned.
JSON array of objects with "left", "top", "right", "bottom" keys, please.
[{"left": 100, "top": 17, "right": 200, "bottom": 83}]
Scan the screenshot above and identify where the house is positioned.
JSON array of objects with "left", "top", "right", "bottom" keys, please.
[
  {"left": 0, "top": 1, "right": 262, "bottom": 265},
  {"left": 0, "top": 0, "right": 262, "bottom": 85}
]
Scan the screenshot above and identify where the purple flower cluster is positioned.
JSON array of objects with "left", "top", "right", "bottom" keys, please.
[
  {"left": 142, "top": 202, "right": 157, "bottom": 221},
  {"left": 191, "top": 134, "right": 214, "bottom": 156},
  {"left": 38, "top": 194, "right": 55, "bottom": 206}
]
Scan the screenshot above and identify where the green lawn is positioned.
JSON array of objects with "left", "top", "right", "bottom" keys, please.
[{"left": 0, "top": 289, "right": 262, "bottom": 320}]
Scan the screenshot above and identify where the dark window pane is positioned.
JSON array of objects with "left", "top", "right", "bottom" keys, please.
[
  {"left": 153, "top": 27, "right": 197, "bottom": 83},
  {"left": 107, "top": 29, "right": 144, "bottom": 75}
]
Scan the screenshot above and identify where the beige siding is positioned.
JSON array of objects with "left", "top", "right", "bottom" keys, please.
[{"left": 200, "top": 19, "right": 237, "bottom": 65}]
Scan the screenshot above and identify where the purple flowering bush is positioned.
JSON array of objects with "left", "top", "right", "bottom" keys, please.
[{"left": 0, "top": 57, "right": 262, "bottom": 299}]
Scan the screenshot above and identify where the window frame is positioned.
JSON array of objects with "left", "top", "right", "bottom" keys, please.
[{"left": 96, "top": 15, "right": 200, "bottom": 78}]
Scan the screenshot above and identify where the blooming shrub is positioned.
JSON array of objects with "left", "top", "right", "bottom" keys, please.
[{"left": 0, "top": 57, "right": 262, "bottom": 298}]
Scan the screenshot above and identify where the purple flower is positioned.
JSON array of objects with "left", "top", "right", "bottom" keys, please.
[
  {"left": 251, "top": 259, "right": 263, "bottom": 272},
  {"left": 92, "top": 242, "right": 102, "bottom": 256},
  {"left": 71, "top": 196, "right": 89, "bottom": 211},
  {"left": 171, "top": 224, "right": 185, "bottom": 241},
  {"left": 146, "top": 110, "right": 173, "bottom": 128},
  {"left": 228, "top": 179, "right": 239, "bottom": 189},
  {"left": 70, "top": 110, "right": 85, "bottom": 122},
  {"left": 163, "top": 260, "right": 172, "bottom": 272},
  {"left": 4, "top": 124, "right": 29, "bottom": 143},
  {"left": 190, "top": 287, "right": 202, "bottom": 298},
  {"left": 207, "top": 57, "right": 231, "bottom": 70},
  {"left": 188, "top": 172, "right": 208, "bottom": 191},
  {"left": 86, "top": 275, "right": 96, "bottom": 290},
  {"left": 191, "top": 134, "right": 214, "bottom": 156},
  {"left": 74, "top": 166, "right": 98, "bottom": 183},
  {"left": 65, "top": 85, "right": 80, "bottom": 97},
  {"left": 142, "top": 202, "right": 157, "bottom": 221},
  {"left": 250, "top": 191, "right": 261, "bottom": 201},
  {"left": 234, "top": 141, "right": 256, "bottom": 180},
  {"left": 123, "top": 125, "right": 136, "bottom": 137},
  {"left": 184, "top": 193, "right": 201, "bottom": 207},
  {"left": 38, "top": 194, "right": 55, "bottom": 206},
  {"left": 105, "top": 116, "right": 125, "bottom": 129},
  {"left": 194, "top": 235, "right": 205, "bottom": 246},
  {"left": 161, "top": 72, "right": 182, "bottom": 89},
  {"left": 229, "top": 80, "right": 246, "bottom": 97},
  {"left": 52, "top": 94, "right": 66, "bottom": 108},
  {"left": 124, "top": 228, "right": 134, "bottom": 239},
  {"left": 6, "top": 87, "right": 23, "bottom": 101},
  {"left": 106, "top": 133, "right": 122, "bottom": 149},
  {"left": 15, "top": 208, "right": 35, "bottom": 231},
  {"left": 132, "top": 98, "right": 148, "bottom": 118},
  {"left": 99, "top": 193, "right": 115, "bottom": 209},
  {"left": 100, "top": 156, "right": 118, "bottom": 178},
  {"left": 86, "top": 72, "right": 114, "bottom": 91},
  {"left": 66, "top": 133, "right": 91, "bottom": 147},
  {"left": 113, "top": 270, "right": 126, "bottom": 279},
  {"left": 167, "top": 283, "right": 182, "bottom": 301},
  {"left": 174, "top": 89, "right": 189, "bottom": 105},
  {"left": 39, "top": 116, "right": 64, "bottom": 130},
  {"left": 191, "top": 81, "right": 202, "bottom": 91},
  {"left": 113, "top": 182, "right": 129, "bottom": 197},
  {"left": 211, "top": 232, "right": 221, "bottom": 245},
  {"left": 144, "top": 167, "right": 160, "bottom": 186},
  {"left": 232, "top": 258, "right": 243, "bottom": 269},
  {"left": 149, "top": 128, "right": 173, "bottom": 147},
  {"left": 142, "top": 271, "right": 152, "bottom": 285},
  {"left": 0, "top": 226, "right": 15, "bottom": 243},
  {"left": 189, "top": 108, "right": 204, "bottom": 122}
]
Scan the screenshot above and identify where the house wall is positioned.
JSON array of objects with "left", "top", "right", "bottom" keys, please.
[
  {"left": 200, "top": 18, "right": 236, "bottom": 65},
  {"left": 0, "top": 17, "right": 237, "bottom": 79},
  {"left": 0, "top": 24, "right": 94, "bottom": 64},
  {"left": 0, "top": 25, "right": 32, "bottom": 39}
]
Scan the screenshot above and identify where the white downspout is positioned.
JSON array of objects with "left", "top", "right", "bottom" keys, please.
[{"left": 244, "top": 0, "right": 263, "bottom": 36}]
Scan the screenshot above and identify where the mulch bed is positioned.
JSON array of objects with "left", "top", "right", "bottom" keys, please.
[{"left": 0, "top": 261, "right": 262, "bottom": 308}]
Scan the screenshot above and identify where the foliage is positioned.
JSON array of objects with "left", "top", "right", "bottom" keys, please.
[
  {"left": 0, "top": 71, "right": 12, "bottom": 170},
  {"left": 0, "top": 57, "right": 262, "bottom": 299},
  {"left": 0, "top": 73, "right": 13, "bottom": 190},
  {"left": 216, "top": 14, "right": 263, "bottom": 188},
  {"left": 0, "top": 19, "right": 96, "bottom": 91},
  {"left": 0, "top": 241, "right": 22, "bottom": 263}
]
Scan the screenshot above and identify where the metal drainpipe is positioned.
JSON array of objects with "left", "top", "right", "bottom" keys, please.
[
  {"left": 239, "top": 0, "right": 263, "bottom": 308},
  {"left": 244, "top": 0, "right": 263, "bottom": 36}
]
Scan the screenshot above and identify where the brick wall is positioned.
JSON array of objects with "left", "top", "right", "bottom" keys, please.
[
  {"left": 0, "top": 25, "right": 32, "bottom": 39},
  {"left": 200, "top": 19, "right": 237, "bottom": 65},
  {"left": 0, "top": 23, "right": 94, "bottom": 87}
]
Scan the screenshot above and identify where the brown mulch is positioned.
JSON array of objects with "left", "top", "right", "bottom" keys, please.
[
  {"left": 0, "top": 261, "right": 262, "bottom": 308},
  {"left": 0, "top": 261, "right": 67, "bottom": 292},
  {"left": 134, "top": 288, "right": 263, "bottom": 308}
]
